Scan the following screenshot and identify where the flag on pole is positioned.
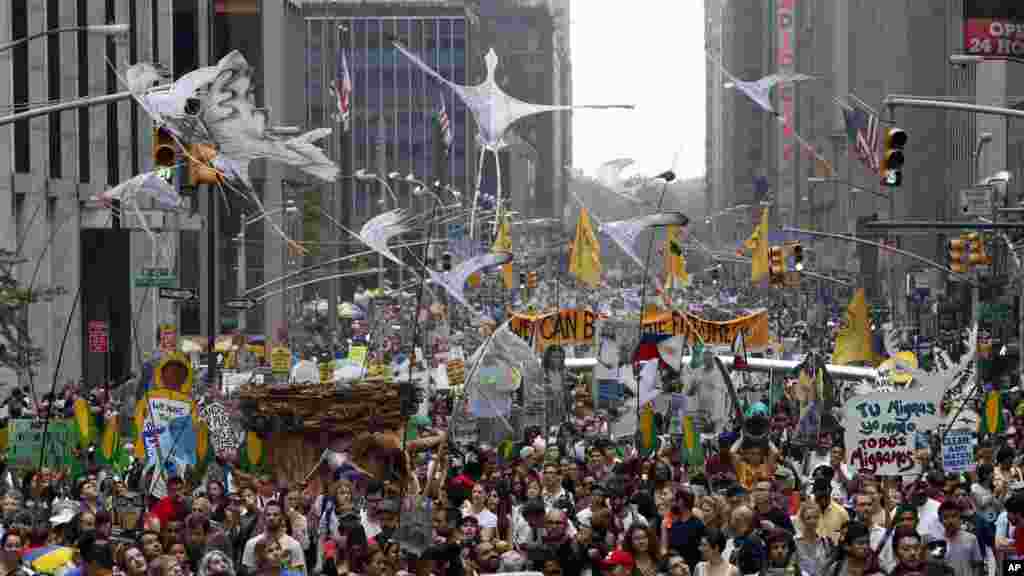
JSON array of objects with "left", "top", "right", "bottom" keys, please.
[
  {"left": 569, "top": 207, "right": 603, "bottom": 287},
  {"left": 330, "top": 48, "right": 352, "bottom": 132},
  {"left": 492, "top": 213, "right": 514, "bottom": 289},
  {"left": 840, "top": 97, "right": 880, "bottom": 173},
  {"left": 832, "top": 288, "right": 879, "bottom": 366},
  {"left": 438, "top": 92, "right": 453, "bottom": 152},
  {"left": 664, "top": 225, "right": 689, "bottom": 289},
  {"left": 980, "top": 390, "right": 1006, "bottom": 435},
  {"left": 743, "top": 207, "right": 770, "bottom": 284}
]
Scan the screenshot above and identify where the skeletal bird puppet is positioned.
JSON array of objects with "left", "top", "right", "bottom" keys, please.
[
  {"left": 92, "top": 169, "right": 184, "bottom": 268},
  {"left": 119, "top": 51, "right": 340, "bottom": 254}
]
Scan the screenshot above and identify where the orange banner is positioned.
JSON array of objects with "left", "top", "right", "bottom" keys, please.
[
  {"left": 641, "top": 308, "right": 770, "bottom": 349},
  {"left": 510, "top": 308, "right": 598, "bottom": 351}
]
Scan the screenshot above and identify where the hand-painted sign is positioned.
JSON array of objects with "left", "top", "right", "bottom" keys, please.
[
  {"left": 844, "top": 387, "right": 942, "bottom": 476},
  {"left": 7, "top": 419, "right": 75, "bottom": 469},
  {"left": 942, "top": 428, "right": 977, "bottom": 474},
  {"left": 271, "top": 346, "right": 291, "bottom": 375},
  {"left": 640, "top": 308, "right": 770, "bottom": 349},
  {"left": 133, "top": 389, "right": 197, "bottom": 474},
  {"left": 509, "top": 308, "right": 597, "bottom": 350}
]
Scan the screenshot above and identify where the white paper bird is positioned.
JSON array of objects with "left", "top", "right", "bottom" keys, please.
[
  {"left": 428, "top": 251, "right": 513, "bottom": 314},
  {"left": 601, "top": 212, "right": 691, "bottom": 270},
  {"left": 358, "top": 209, "right": 412, "bottom": 268},
  {"left": 123, "top": 62, "right": 219, "bottom": 143},
  {"left": 392, "top": 40, "right": 633, "bottom": 238},
  {"left": 92, "top": 169, "right": 184, "bottom": 268},
  {"left": 723, "top": 72, "right": 817, "bottom": 115},
  {"left": 200, "top": 51, "right": 339, "bottom": 186}
]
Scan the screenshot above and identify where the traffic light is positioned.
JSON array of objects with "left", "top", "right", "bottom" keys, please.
[
  {"left": 187, "top": 143, "right": 222, "bottom": 186},
  {"left": 791, "top": 243, "right": 804, "bottom": 271},
  {"left": 441, "top": 252, "right": 453, "bottom": 272},
  {"left": 519, "top": 271, "right": 527, "bottom": 288},
  {"left": 768, "top": 246, "right": 786, "bottom": 286},
  {"left": 948, "top": 235, "right": 968, "bottom": 274},
  {"left": 968, "top": 233, "right": 992, "bottom": 268},
  {"left": 152, "top": 127, "right": 177, "bottom": 168},
  {"left": 881, "top": 128, "right": 907, "bottom": 187},
  {"left": 527, "top": 271, "right": 538, "bottom": 289}
]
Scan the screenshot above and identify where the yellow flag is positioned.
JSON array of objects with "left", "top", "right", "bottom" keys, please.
[
  {"left": 832, "top": 288, "right": 878, "bottom": 365},
  {"left": 492, "top": 213, "right": 514, "bottom": 289},
  {"left": 569, "top": 207, "right": 602, "bottom": 287},
  {"left": 744, "top": 207, "right": 770, "bottom": 283},
  {"left": 664, "top": 225, "right": 689, "bottom": 288}
]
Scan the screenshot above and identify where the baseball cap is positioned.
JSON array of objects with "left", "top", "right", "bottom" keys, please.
[{"left": 601, "top": 550, "right": 635, "bottom": 569}]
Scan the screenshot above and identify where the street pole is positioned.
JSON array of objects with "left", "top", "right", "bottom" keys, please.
[{"left": 238, "top": 212, "right": 246, "bottom": 334}]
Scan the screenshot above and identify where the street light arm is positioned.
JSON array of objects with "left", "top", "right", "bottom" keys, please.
[
  {"left": 782, "top": 226, "right": 979, "bottom": 286},
  {"left": 0, "top": 24, "right": 130, "bottom": 53},
  {"left": 808, "top": 177, "right": 889, "bottom": 201}
]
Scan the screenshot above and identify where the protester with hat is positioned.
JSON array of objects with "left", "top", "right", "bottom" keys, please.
[
  {"left": 150, "top": 478, "right": 189, "bottom": 527},
  {"left": 600, "top": 549, "right": 634, "bottom": 576}
]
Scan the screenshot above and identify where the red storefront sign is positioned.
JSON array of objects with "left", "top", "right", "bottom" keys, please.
[
  {"left": 88, "top": 321, "right": 108, "bottom": 353},
  {"left": 964, "top": 2, "right": 1024, "bottom": 61}
]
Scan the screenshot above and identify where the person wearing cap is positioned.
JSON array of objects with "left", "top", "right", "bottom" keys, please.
[{"left": 807, "top": 476, "right": 848, "bottom": 545}]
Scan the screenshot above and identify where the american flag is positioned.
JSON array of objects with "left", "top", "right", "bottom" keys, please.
[
  {"left": 438, "top": 93, "right": 452, "bottom": 152},
  {"left": 842, "top": 99, "right": 880, "bottom": 172},
  {"left": 331, "top": 48, "right": 352, "bottom": 132}
]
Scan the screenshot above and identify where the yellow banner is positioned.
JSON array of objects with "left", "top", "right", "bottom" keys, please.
[
  {"left": 641, "top": 308, "right": 770, "bottom": 349},
  {"left": 510, "top": 308, "right": 598, "bottom": 350}
]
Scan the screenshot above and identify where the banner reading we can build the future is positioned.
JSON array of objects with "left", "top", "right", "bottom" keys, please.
[
  {"left": 641, "top": 308, "right": 771, "bottom": 349},
  {"left": 510, "top": 308, "right": 599, "bottom": 351}
]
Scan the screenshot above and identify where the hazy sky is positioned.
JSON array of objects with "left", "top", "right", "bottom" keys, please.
[{"left": 570, "top": 2, "right": 705, "bottom": 180}]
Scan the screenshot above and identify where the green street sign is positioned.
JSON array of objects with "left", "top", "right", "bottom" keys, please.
[{"left": 135, "top": 267, "right": 176, "bottom": 288}]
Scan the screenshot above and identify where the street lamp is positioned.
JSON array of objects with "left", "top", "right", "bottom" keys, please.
[
  {"left": 234, "top": 202, "right": 299, "bottom": 333},
  {"left": 354, "top": 169, "right": 399, "bottom": 206},
  {"left": 0, "top": 23, "right": 130, "bottom": 53}
]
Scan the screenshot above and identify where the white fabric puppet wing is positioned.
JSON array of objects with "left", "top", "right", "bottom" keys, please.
[
  {"left": 359, "top": 209, "right": 411, "bottom": 268},
  {"left": 428, "top": 251, "right": 513, "bottom": 314}
]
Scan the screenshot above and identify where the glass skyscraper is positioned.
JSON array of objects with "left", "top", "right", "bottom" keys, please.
[{"left": 305, "top": 15, "right": 470, "bottom": 224}]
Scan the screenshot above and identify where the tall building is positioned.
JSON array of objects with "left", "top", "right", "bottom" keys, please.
[
  {"left": 0, "top": 0, "right": 204, "bottom": 391},
  {"left": 705, "top": 0, "right": 981, "bottom": 320}
]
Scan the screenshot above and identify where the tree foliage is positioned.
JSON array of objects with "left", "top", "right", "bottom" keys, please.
[{"left": 0, "top": 249, "right": 65, "bottom": 375}]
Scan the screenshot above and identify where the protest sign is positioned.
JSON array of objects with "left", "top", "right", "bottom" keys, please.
[
  {"left": 942, "top": 428, "right": 977, "bottom": 474},
  {"left": 7, "top": 419, "right": 75, "bottom": 469},
  {"left": 844, "top": 387, "right": 942, "bottom": 476},
  {"left": 133, "top": 389, "right": 197, "bottom": 475}
]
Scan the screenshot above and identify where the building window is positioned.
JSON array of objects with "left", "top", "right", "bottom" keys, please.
[{"left": 12, "top": 0, "right": 29, "bottom": 174}]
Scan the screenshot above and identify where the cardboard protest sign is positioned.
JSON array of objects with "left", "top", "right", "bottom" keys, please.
[{"left": 844, "top": 387, "right": 942, "bottom": 476}]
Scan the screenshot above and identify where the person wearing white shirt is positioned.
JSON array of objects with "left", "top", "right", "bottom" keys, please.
[{"left": 461, "top": 484, "right": 497, "bottom": 540}]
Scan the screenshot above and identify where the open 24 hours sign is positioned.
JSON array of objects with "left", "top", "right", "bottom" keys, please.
[{"left": 964, "top": 1, "right": 1024, "bottom": 61}]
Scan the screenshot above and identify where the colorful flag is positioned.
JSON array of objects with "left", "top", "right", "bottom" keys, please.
[
  {"left": 743, "top": 207, "right": 770, "bottom": 284},
  {"left": 832, "top": 288, "right": 879, "bottom": 366},
  {"left": 980, "top": 390, "right": 1005, "bottom": 435},
  {"left": 438, "top": 92, "right": 452, "bottom": 151},
  {"left": 638, "top": 403, "right": 657, "bottom": 458},
  {"left": 664, "top": 225, "right": 689, "bottom": 289},
  {"left": 569, "top": 207, "right": 603, "bottom": 287},
  {"left": 841, "top": 98, "right": 880, "bottom": 173},
  {"left": 492, "top": 213, "right": 514, "bottom": 289},
  {"left": 330, "top": 48, "right": 352, "bottom": 132}
]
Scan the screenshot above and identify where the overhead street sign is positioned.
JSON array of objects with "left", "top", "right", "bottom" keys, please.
[
  {"left": 959, "top": 185, "right": 994, "bottom": 216},
  {"left": 158, "top": 287, "right": 197, "bottom": 301},
  {"left": 223, "top": 297, "right": 258, "bottom": 311}
]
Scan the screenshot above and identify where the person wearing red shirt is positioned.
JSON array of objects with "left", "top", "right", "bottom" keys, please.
[{"left": 150, "top": 477, "right": 189, "bottom": 526}]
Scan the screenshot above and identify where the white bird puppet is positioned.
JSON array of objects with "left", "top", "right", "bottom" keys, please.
[
  {"left": 358, "top": 210, "right": 412, "bottom": 268},
  {"left": 601, "top": 212, "right": 691, "bottom": 271},
  {"left": 723, "top": 72, "right": 817, "bottom": 115},
  {"left": 427, "top": 251, "right": 513, "bottom": 313},
  {"left": 120, "top": 51, "right": 341, "bottom": 255},
  {"left": 391, "top": 39, "right": 634, "bottom": 238},
  {"left": 92, "top": 168, "right": 184, "bottom": 268}
]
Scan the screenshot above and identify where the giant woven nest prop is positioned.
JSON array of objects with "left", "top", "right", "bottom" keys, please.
[{"left": 236, "top": 377, "right": 403, "bottom": 434}]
